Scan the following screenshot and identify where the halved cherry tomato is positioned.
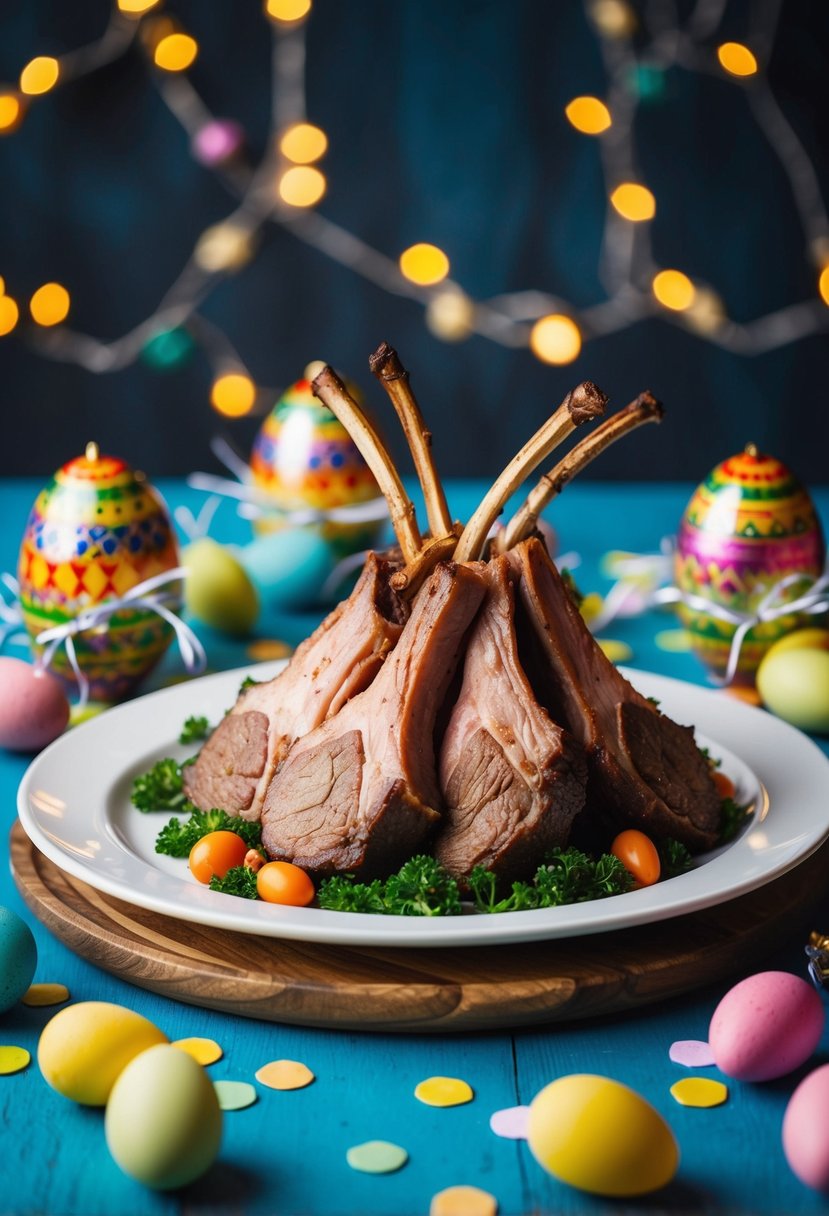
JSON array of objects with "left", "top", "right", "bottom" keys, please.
[
  {"left": 712, "top": 770, "right": 736, "bottom": 801},
  {"left": 611, "top": 829, "right": 661, "bottom": 887},
  {"left": 189, "top": 831, "right": 248, "bottom": 884},
  {"left": 256, "top": 861, "right": 315, "bottom": 907}
]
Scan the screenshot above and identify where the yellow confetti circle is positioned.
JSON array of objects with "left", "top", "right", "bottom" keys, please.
[
  {"left": 247, "top": 639, "right": 293, "bottom": 662},
  {"left": 596, "top": 638, "right": 633, "bottom": 664},
  {"left": 22, "top": 983, "right": 70, "bottom": 1007},
  {"left": 430, "top": 1184, "right": 498, "bottom": 1216},
  {"left": 0, "top": 1046, "right": 31, "bottom": 1075},
  {"left": 414, "top": 1075, "right": 474, "bottom": 1107},
  {"left": 255, "top": 1059, "right": 315, "bottom": 1090},
  {"left": 172, "top": 1037, "right": 223, "bottom": 1066},
  {"left": 655, "top": 628, "right": 693, "bottom": 653},
  {"left": 670, "top": 1077, "right": 728, "bottom": 1108}
]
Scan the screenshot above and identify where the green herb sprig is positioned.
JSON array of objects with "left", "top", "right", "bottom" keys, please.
[{"left": 154, "top": 808, "right": 263, "bottom": 857}]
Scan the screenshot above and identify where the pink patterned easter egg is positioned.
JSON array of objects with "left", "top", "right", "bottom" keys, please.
[{"left": 675, "top": 447, "right": 825, "bottom": 684}]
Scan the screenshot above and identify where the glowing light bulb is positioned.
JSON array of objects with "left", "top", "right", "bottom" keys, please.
[
  {"left": 194, "top": 223, "right": 255, "bottom": 273},
  {"left": 399, "top": 243, "right": 450, "bottom": 287},
  {"left": 0, "top": 295, "right": 19, "bottom": 337},
  {"left": 529, "top": 315, "right": 582, "bottom": 365},
  {"left": 265, "top": 0, "right": 312, "bottom": 21},
  {"left": 565, "top": 96, "right": 612, "bottom": 135},
  {"left": 717, "top": 42, "right": 758, "bottom": 77},
  {"left": 118, "top": 0, "right": 162, "bottom": 13},
  {"left": 0, "top": 276, "right": 4, "bottom": 295},
  {"left": 610, "top": 182, "right": 656, "bottom": 222},
  {"left": 279, "top": 122, "right": 328, "bottom": 164},
  {"left": 278, "top": 165, "right": 326, "bottom": 207},
  {"left": 589, "top": 0, "right": 636, "bottom": 38},
  {"left": 652, "top": 270, "right": 695, "bottom": 311},
  {"left": 153, "top": 33, "right": 198, "bottom": 72},
  {"left": 30, "top": 282, "right": 71, "bottom": 327},
  {"left": 211, "top": 373, "right": 257, "bottom": 418},
  {"left": 0, "top": 93, "right": 23, "bottom": 134},
  {"left": 686, "top": 287, "right": 724, "bottom": 334},
  {"left": 818, "top": 266, "right": 829, "bottom": 307},
  {"left": 19, "top": 57, "right": 59, "bottom": 96},
  {"left": 425, "top": 289, "right": 474, "bottom": 341}
]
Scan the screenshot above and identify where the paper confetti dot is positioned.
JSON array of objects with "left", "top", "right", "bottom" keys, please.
[
  {"left": 214, "top": 1080, "right": 257, "bottom": 1111},
  {"left": 346, "top": 1140, "right": 408, "bottom": 1174},
  {"left": 255, "top": 1059, "right": 315, "bottom": 1090},
  {"left": 172, "top": 1037, "right": 223, "bottom": 1066},
  {"left": 655, "top": 628, "right": 693, "bottom": 653},
  {"left": 0, "top": 1046, "right": 31, "bottom": 1075},
  {"left": 670, "top": 1077, "right": 728, "bottom": 1108},
  {"left": 597, "top": 638, "right": 633, "bottom": 664},
  {"left": 723, "top": 685, "right": 762, "bottom": 706},
  {"left": 489, "top": 1105, "right": 530, "bottom": 1140},
  {"left": 21, "top": 983, "right": 70, "bottom": 1007},
  {"left": 430, "top": 1184, "right": 498, "bottom": 1216},
  {"left": 415, "top": 1076, "right": 474, "bottom": 1107},
  {"left": 670, "top": 1039, "right": 716, "bottom": 1068},
  {"left": 247, "top": 639, "right": 292, "bottom": 661}
]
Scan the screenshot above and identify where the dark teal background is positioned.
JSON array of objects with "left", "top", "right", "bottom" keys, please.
[{"left": 1, "top": 0, "right": 827, "bottom": 483}]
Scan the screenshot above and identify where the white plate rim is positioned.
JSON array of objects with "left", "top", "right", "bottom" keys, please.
[{"left": 16, "top": 662, "right": 829, "bottom": 949}]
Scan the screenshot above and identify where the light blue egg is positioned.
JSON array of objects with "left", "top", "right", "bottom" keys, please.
[
  {"left": 240, "top": 529, "right": 336, "bottom": 611},
  {"left": 0, "top": 907, "right": 37, "bottom": 1013}
]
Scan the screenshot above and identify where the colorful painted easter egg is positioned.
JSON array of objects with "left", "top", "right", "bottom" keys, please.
[
  {"left": 250, "top": 378, "right": 384, "bottom": 562},
  {"left": 675, "top": 447, "right": 825, "bottom": 683},
  {"left": 17, "top": 445, "right": 181, "bottom": 702}
]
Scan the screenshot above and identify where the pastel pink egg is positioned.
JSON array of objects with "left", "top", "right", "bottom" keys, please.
[
  {"left": 783, "top": 1064, "right": 829, "bottom": 1191},
  {"left": 709, "top": 971, "right": 824, "bottom": 1082},
  {"left": 0, "top": 657, "right": 70, "bottom": 752}
]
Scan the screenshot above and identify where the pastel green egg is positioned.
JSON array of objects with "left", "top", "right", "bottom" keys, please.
[
  {"left": 182, "top": 538, "right": 259, "bottom": 636},
  {"left": 105, "top": 1044, "right": 222, "bottom": 1190},
  {"left": 38, "top": 1001, "right": 168, "bottom": 1105},
  {"left": 0, "top": 906, "right": 37, "bottom": 1013},
  {"left": 756, "top": 647, "right": 829, "bottom": 734},
  {"left": 527, "top": 1074, "right": 678, "bottom": 1197}
]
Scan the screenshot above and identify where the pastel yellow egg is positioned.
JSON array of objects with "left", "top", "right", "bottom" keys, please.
[
  {"left": 756, "top": 647, "right": 829, "bottom": 734},
  {"left": 182, "top": 538, "right": 259, "bottom": 636},
  {"left": 763, "top": 628, "right": 829, "bottom": 657},
  {"left": 106, "top": 1044, "right": 222, "bottom": 1190},
  {"left": 527, "top": 1074, "right": 678, "bottom": 1197},
  {"left": 38, "top": 1001, "right": 168, "bottom": 1105}
]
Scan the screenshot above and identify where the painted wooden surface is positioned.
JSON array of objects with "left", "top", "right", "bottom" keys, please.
[{"left": 2, "top": 479, "right": 829, "bottom": 1216}]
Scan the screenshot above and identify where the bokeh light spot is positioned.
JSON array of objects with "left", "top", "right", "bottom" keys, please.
[
  {"left": 399, "top": 243, "right": 450, "bottom": 287},
  {"left": 610, "top": 182, "right": 656, "bottom": 221},
  {"left": 529, "top": 314, "right": 582, "bottom": 364},
  {"left": 211, "top": 373, "right": 257, "bottom": 417},
  {"left": 278, "top": 165, "right": 327, "bottom": 207},
  {"left": 652, "top": 269, "right": 696, "bottom": 311},
  {"left": 717, "top": 42, "right": 758, "bottom": 77},
  {"left": 154, "top": 33, "right": 199, "bottom": 72},
  {"left": 280, "top": 122, "right": 328, "bottom": 164},
  {"left": 19, "top": 57, "right": 59, "bottom": 96},
  {"left": 565, "top": 96, "right": 612, "bottom": 134}
]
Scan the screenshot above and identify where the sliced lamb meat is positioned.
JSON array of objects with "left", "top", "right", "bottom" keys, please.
[
  {"left": 183, "top": 553, "right": 408, "bottom": 820},
  {"left": 260, "top": 561, "right": 486, "bottom": 878},
  {"left": 514, "top": 537, "right": 721, "bottom": 852},
  {"left": 434, "top": 555, "right": 587, "bottom": 883}
]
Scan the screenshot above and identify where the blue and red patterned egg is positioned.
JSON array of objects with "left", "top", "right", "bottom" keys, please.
[
  {"left": 675, "top": 447, "right": 825, "bottom": 683},
  {"left": 17, "top": 446, "right": 180, "bottom": 702}
]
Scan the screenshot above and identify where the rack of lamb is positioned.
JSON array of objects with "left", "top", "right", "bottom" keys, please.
[{"left": 184, "top": 344, "right": 721, "bottom": 882}]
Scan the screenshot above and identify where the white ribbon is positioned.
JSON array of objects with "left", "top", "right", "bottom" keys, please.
[
  {"left": 0, "top": 573, "right": 25, "bottom": 649},
  {"left": 32, "top": 566, "right": 206, "bottom": 709}
]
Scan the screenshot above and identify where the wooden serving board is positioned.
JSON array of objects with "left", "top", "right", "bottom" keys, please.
[{"left": 11, "top": 820, "right": 827, "bottom": 1034}]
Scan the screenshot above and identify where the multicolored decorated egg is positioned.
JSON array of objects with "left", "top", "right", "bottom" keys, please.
[
  {"left": 250, "top": 377, "right": 384, "bottom": 561},
  {"left": 675, "top": 447, "right": 825, "bottom": 683},
  {"left": 17, "top": 445, "right": 181, "bottom": 701}
]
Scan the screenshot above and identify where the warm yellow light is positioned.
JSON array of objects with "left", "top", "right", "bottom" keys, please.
[
  {"left": 0, "top": 295, "right": 19, "bottom": 337},
  {"left": 265, "top": 0, "right": 312, "bottom": 21},
  {"left": 0, "top": 276, "right": 4, "bottom": 295},
  {"left": 610, "top": 182, "right": 656, "bottom": 222},
  {"left": 425, "top": 289, "right": 475, "bottom": 341},
  {"left": 589, "top": 0, "right": 636, "bottom": 37},
  {"left": 19, "top": 57, "right": 59, "bottom": 97},
  {"left": 153, "top": 33, "right": 198, "bottom": 72},
  {"left": 30, "top": 282, "right": 71, "bottom": 327},
  {"left": 818, "top": 266, "right": 829, "bottom": 307},
  {"left": 652, "top": 269, "right": 695, "bottom": 312},
  {"left": 529, "top": 315, "right": 582, "bottom": 365},
  {"left": 565, "top": 96, "right": 612, "bottom": 135},
  {"left": 279, "top": 122, "right": 328, "bottom": 164},
  {"left": 210, "top": 373, "right": 257, "bottom": 418},
  {"left": 717, "top": 42, "right": 758, "bottom": 77},
  {"left": 0, "top": 93, "right": 22, "bottom": 133},
  {"left": 685, "top": 287, "right": 724, "bottom": 334},
  {"left": 399, "top": 243, "right": 450, "bottom": 287},
  {"left": 278, "top": 165, "right": 326, "bottom": 207},
  {"left": 118, "top": 0, "right": 162, "bottom": 12},
  {"left": 194, "top": 223, "right": 255, "bottom": 273}
]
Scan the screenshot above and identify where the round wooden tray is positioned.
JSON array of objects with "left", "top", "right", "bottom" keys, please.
[{"left": 10, "top": 820, "right": 824, "bottom": 1034}]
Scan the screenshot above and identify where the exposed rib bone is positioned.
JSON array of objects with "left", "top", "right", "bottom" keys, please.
[
  {"left": 312, "top": 365, "right": 422, "bottom": 565},
  {"left": 389, "top": 531, "right": 461, "bottom": 597},
  {"left": 453, "top": 381, "right": 607, "bottom": 563},
  {"left": 369, "top": 342, "right": 454, "bottom": 540},
  {"left": 500, "top": 391, "right": 663, "bottom": 551}
]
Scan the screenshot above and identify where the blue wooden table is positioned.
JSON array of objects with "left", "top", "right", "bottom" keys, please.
[{"left": 2, "top": 477, "right": 829, "bottom": 1216}]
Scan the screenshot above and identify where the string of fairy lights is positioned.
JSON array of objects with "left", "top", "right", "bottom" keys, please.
[{"left": 0, "top": 0, "right": 827, "bottom": 422}]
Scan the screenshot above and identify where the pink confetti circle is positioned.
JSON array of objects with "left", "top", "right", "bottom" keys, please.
[{"left": 489, "top": 1105, "right": 530, "bottom": 1140}]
